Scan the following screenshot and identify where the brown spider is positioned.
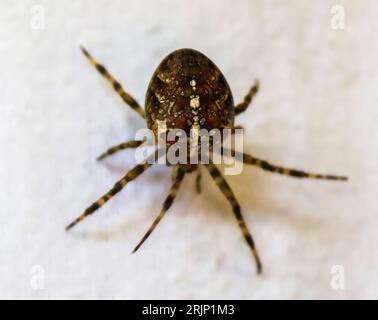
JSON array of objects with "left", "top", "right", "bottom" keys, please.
[{"left": 66, "top": 47, "right": 347, "bottom": 274}]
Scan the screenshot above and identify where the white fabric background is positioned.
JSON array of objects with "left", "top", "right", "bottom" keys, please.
[{"left": 0, "top": 0, "right": 377, "bottom": 299}]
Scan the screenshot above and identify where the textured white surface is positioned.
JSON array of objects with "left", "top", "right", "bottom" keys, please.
[{"left": 0, "top": 0, "right": 377, "bottom": 299}]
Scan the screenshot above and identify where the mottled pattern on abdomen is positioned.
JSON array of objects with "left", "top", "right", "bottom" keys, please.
[{"left": 145, "top": 48, "right": 234, "bottom": 137}]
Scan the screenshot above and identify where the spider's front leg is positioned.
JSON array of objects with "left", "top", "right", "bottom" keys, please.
[
  {"left": 206, "top": 161, "right": 262, "bottom": 274},
  {"left": 65, "top": 149, "right": 161, "bottom": 230},
  {"left": 133, "top": 166, "right": 186, "bottom": 253}
]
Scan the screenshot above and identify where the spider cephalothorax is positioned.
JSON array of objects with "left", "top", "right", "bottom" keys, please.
[{"left": 66, "top": 46, "right": 347, "bottom": 274}]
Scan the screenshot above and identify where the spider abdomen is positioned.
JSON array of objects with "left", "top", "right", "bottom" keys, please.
[{"left": 145, "top": 48, "right": 235, "bottom": 138}]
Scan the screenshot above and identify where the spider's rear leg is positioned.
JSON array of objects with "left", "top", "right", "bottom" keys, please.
[
  {"left": 80, "top": 46, "right": 145, "bottom": 118},
  {"left": 236, "top": 150, "right": 348, "bottom": 181},
  {"left": 65, "top": 150, "right": 160, "bottom": 230},
  {"left": 205, "top": 161, "right": 262, "bottom": 274},
  {"left": 132, "top": 166, "right": 186, "bottom": 253},
  {"left": 235, "top": 79, "right": 259, "bottom": 115},
  {"left": 97, "top": 140, "right": 144, "bottom": 161}
]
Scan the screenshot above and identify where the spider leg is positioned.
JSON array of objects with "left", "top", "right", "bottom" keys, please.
[
  {"left": 235, "top": 79, "right": 259, "bottom": 115},
  {"left": 132, "top": 166, "right": 186, "bottom": 253},
  {"left": 97, "top": 140, "right": 144, "bottom": 161},
  {"left": 195, "top": 167, "right": 202, "bottom": 194},
  {"left": 171, "top": 166, "right": 177, "bottom": 182},
  {"left": 65, "top": 150, "right": 161, "bottom": 230},
  {"left": 205, "top": 162, "right": 262, "bottom": 274},
  {"left": 80, "top": 46, "right": 145, "bottom": 118},
  {"left": 225, "top": 149, "right": 348, "bottom": 181}
]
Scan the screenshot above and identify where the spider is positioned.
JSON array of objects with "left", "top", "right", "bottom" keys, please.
[{"left": 66, "top": 47, "right": 347, "bottom": 274}]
